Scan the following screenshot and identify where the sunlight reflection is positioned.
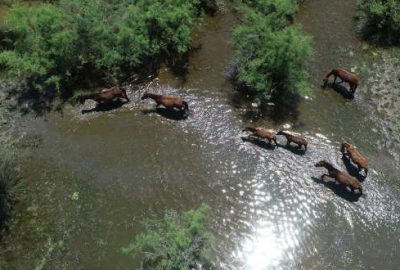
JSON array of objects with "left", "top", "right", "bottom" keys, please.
[{"left": 239, "top": 221, "right": 299, "bottom": 270}]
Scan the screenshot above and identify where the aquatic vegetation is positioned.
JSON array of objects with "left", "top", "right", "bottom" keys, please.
[
  {"left": 122, "top": 204, "right": 214, "bottom": 270},
  {"left": 15, "top": 134, "right": 43, "bottom": 149},
  {"left": 0, "top": 149, "right": 20, "bottom": 236},
  {"left": 359, "top": 0, "right": 400, "bottom": 44},
  {"left": 231, "top": 0, "right": 312, "bottom": 102},
  {"left": 0, "top": 0, "right": 212, "bottom": 92}
]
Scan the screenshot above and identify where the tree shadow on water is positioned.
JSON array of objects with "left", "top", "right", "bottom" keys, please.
[
  {"left": 6, "top": 84, "right": 55, "bottom": 116},
  {"left": 81, "top": 100, "right": 127, "bottom": 114},
  {"left": 311, "top": 176, "right": 362, "bottom": 202},
  {"left": 241, "top": 136, "right": 276, "bottom": 150},
  {"left": 341, "top": 155, "right": 367, "bottom": 182},
  {"left": 142, "top": 107, "right": 188, "bottom": 121},
  {"left": 231, "top": 88, "right": 301, "bottom": 125}
]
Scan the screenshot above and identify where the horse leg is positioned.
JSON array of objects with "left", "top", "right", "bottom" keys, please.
[
  {"left": 123, "top": 92, "right": 130, "bottom": 102},
  {"left": 351, "top": 84, "right": 357, "bottom": 93}
]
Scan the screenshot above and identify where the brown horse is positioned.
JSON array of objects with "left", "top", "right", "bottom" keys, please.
[
  {"left": 79, "top": 87, "right": 129, "bottom": 105},
  {"left": 322, "top": 68, "right": 359, "bottom": 93},
  {"left": 315, "top": 160, "right": 363, "bottom": 194},
  {"left": 141, "top": 92, "right": 189, "bottom": 116},
  {"left": 341, "top": 141, "right": 369, "bottom": 175},
  {"left": 277, "top": 130, "right": 308, "bottom": 150},
  {"left": 243, "top": 127, "right": 277, "bottom": 145}
]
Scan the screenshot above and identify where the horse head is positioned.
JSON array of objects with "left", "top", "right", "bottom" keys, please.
[
  {"left": 322, "top": 78, "right": 329, "bottom": 88},
  {"left": 341, "top": 140, "right": 351, "bottom": 150},
  {"left": 315, "top": 160, "right": 327, "bottom": 167},
  {"left": 141, "top": 92, "right": 149, "bottom": 100},
  {"left": 79, "top": 95, "right": 87, "bottom": 105}
]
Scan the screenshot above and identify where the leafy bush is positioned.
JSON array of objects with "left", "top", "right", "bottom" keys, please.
[
  {"left": 359, "top": 0, "right": 400, "bottom": 44},
  {"left": 232, "top": 0, "right": 312, "bottom": 101},
  {"left": 0, "top": 0, "right": 210, "bottom": 92},
  {"left": 122, "top": 204, "right": 214, "bottom": 270},
  {"left": 0, "top": 4, "right": 78, "bottom": 91}
]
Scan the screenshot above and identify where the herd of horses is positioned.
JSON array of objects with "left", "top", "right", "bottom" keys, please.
[{"left": 79, "top": 67, "right": 367, "bottom": 197}]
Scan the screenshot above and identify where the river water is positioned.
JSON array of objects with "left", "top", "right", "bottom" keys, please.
[{"left": 1, "top": 0, "right": 400, "bottom": 269}]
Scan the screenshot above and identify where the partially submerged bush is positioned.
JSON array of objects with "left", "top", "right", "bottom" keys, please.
[
  {"left": 359, "top": 0, "right": 400, "bottom": 44},
  {"left": 232, "top": 0, "right": 312, "bottom": 102},
  {"left": 0, "top": 151, "right": 20, "bottom": 235},
  {"left": 122, "top": 204, "right": 214, "bottom": 270}
]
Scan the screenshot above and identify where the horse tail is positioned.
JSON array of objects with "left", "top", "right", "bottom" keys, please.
[{"left": 182, "top": 101, "right": 189, "bottom": 116}]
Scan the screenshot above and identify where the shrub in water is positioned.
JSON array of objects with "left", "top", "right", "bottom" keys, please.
[{"left": 122, "top": 204, "right": 214, "bottom": 270}]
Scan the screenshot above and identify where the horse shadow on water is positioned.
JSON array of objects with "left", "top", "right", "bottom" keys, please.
[
  {"left": 277, "top": 143, "right": 306, "bottom": 156},
  {"left": 324, "top": 82, "right": 355, "bottom": 100},
  {"left": 81, "top": 100, "right": 128, "bottom": 114},
  {"left": 141, "top": 107, "right": 188, "bottom": 121},
  {"left": 342, "top": 155, "right": 367, "bottom": 182},
  {"left": 311, "top": 176, "right": 362, "bottom": 202},
  {"left": 241, "top": 136, "right": 276, "bottom": 150}
]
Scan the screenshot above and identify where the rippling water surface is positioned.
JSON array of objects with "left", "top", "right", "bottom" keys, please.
[{"left": 2, "top": 0, "right": 400, "bottom": 269}]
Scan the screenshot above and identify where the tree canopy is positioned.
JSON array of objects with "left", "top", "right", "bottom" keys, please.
[
  {"left": 232, "top": 0, "right": 312, "bottom": 101},
  {"left": 0, "top": 0, "right": 212, "bottom": 91}
]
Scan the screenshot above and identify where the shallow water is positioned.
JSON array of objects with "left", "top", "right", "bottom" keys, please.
[{"left": 2, "top": 0, "right": 400, "bottom": 269}]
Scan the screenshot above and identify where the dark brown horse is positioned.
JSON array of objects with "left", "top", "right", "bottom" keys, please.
[
  {"left": 79, "top": 87, "right": 129, "bottom": 105},
  {"left": 341, "top": 141, "right": 369, "bottom": 175},
  {"left": 322, "top": 68, "right": 359, "bottom": 93},
  {"left": 243, "top": 127, "right": 277, "bottom": 145},
  {"left": 315, "top": 160, "right": 363, "bottom": 194},
  {"left": 141, "top": 92, "right": 189, "bottom": 116},
  {"left": 277, "top": 130, "right": 308, "bottom": 150}
]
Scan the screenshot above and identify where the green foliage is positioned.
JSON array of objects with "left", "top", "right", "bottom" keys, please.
[
  {"left": 0, "top": 0, "right": 208, "bottom": 92},
  {"left": 359, "top": 0, "right": 400, "bottom": 44},
  {"left": 15, "top": 134, "right": 43, "bottom": 149},
  {"left": 232, "top": 0, "right": 312, "bottom": 101},
  {"left": 0, "top": 4, "right": 78, "bottom": 91},
  {"left": 122, "top": 204, "right": 214, "bottom": 270}
]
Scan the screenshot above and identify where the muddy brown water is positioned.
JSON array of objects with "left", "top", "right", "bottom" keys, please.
[{"left": 1, "top": 0, "right": 400, "bottom": 269}]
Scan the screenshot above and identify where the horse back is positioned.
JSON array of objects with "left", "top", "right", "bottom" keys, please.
[
  {"left": 336, "top": 68, "right": 359, "bottom": 83},
  {"left": 348, "top": 148, "right": 368, "bottom": 167},
  {"left": 289, "top": 135, "right": 307, "bottom": 145},
  {"left": 255, "top": 128, "right": 275, "bottom": 139},
  {"left": 160, "top": 95, "right": 183, "bottom": 106},
  {"left": 337, "top": 171, "right": 361, "bottom": 188}
]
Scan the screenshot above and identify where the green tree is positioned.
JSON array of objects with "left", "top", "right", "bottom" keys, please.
[
  {"left": 232, "top": 0, "right": 312, "bottom": 101},
  {"left": 0, "top": 4, "right": 78, "bottom": 91},
  {"left": 0, "top": 0, "right": 211, "bottom": 93},
  {"left": 122, "top": 204, "right": 214, "bottom": 270},
  {"left": 359, "top": 0, "right": 400, "bottom": 44}
]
